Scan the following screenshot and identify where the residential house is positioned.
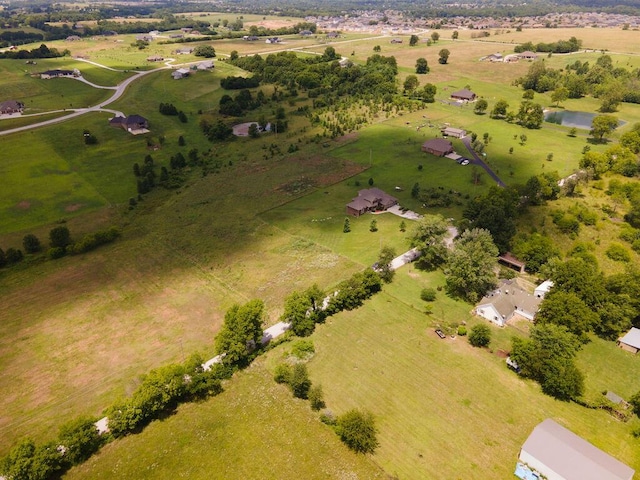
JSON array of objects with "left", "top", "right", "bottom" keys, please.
[
  {"left": 390, "top": 38, "right": 403, "bottom": 43},
  {"left": 441, "top": 127, "right": 466, "bottom": 138},
  {"left": 196, "top": 60, "right": 214, "bottom": 70},
  {"left": 346, "top": 188, "right": 398, "bottom": 217},
  {"left": 475, "top": 279, "right": 542, "bottom": 327},
  {"left": 421, "top": 138, "right": 454, "bottom": 157},
  {"left": 174, "top": 47, "right": 193, "bottom": 55},
  {"left": 519, "top": 51, "right": 539, "bottom": 60},
  {"left": 65, "top": 35, "right": 81, "bottom": 41},
  {"left": 109, "top": 114, "right": 149, "bottom": 133},
  {"left": 39, "top": 69, "right": 79, "bottom": 79},
  {"left": 265, "top": 37, "right": 282, "bottom": 44},
  {"left": 0, "top": 100, "right": 24, "bottom": 114},
  {"left": 534, "top": 280, "right": 554, "bottom": 298},
  {"left": 169, "top": 34, "right": 184, "bottom": 39},
  {"left": 450, "top": 88, "right": 477, "bottom": 101},
  {"left": 618, "top": 327, "right": 640, "bottom": 354},
  {"left": 483, "top": 53, "right": 503, "bottom": 62},
  {"left": 146, "top": 55, "right": 164, "bottom": 62},
  {"left": 171, "top": 68, "right": 190, "bottom": 80},
  {"left": 516, "top": 419, "right": 634, "bottom": 480},
  {"left": 299, "top": 30, "right": 313, "bottom": 36}
]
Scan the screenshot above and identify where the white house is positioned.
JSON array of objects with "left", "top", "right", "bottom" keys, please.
[
  {"left": 475, "top": 279, "right": 542, "bottom": 326},
  {"left": 441, "top": 126, "right": 467, "bottom": 138},
  {"left": 517, "top": 419, "right": 634, "bottom": 480},
  {"left": 618, "top": 327, "right": 640, "bottom": 354},
  {"left": 534, "top": 280, "right": 554, "bottom": 298}
]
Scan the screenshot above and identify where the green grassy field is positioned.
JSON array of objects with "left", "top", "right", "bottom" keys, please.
[
  {"left": 304, "top": 269, "right": 640, "bottom": 480},
  {"left": 65, "top": 363, "right": 385, "bottom": 480}
]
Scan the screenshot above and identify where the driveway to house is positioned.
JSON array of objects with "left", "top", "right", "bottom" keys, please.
[
  {"left": 0, "top": 64, "right": 169, "bottom": 137},
  {"left": 461, "top": 136, "right": 506, "bottom": 187}
]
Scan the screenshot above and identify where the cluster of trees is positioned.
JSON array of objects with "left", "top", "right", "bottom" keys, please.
[
  {"left": 107, "top": 355, "right": 225, "bottom": 437},
  {"left": 200, "top": 118, "right": 233, "bottom": 141},
  {"left": 46, "top": 225, "right": 120, "bottom": 259},
  {"left": 517, "top": 55, "right": 640, "bottom": 112},
  {"left": 511, "top": 324, "right": 584, "bottom": 400},
  {"left": 274, "top": 359, "right": 325, "bottom": 410},
  {"left": 411, "top": 183, "right": 464, "bottom": 208},
  {"left": 0, "top": 30, "right": 44, "bottom": 47},
  {"left": 0, "top": 43, "right": 67, "bottom": 59},
  {"left": 478, "top": 97, "right": 545, "bottom": 129},
  {"left": 410, "top": 215, "right": 499, "bottom": 302},
  {"left": 402, "top": 74, "right": 437, "bottom": 102},
  {"left": 219, "top": 89, "right": 267, "bottom": 116},
  {"left": 514, "top": 36, "right": 582, "bottom": 54},
  {"left": 579, "top": 136, "right": 639, "bottom": 178},
  {"left": 220, "top": 75, "right": 260, "bottom": 89},
  {"left": 0, "top": 417, "right": 105, "bottom": 480},
  {"left": 159, "top": 103, "right": 188, "bottom": 122},
  {"left": 282, "top": 269, "right": 383, "bottom": 337}
]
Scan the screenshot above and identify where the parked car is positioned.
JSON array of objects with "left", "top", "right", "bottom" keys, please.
[
  {"left": 457, "top": 157, "right": 470, "bottom": 166},
  {"left": 435, "top": 329, "right": 446, "bottom": 339}
]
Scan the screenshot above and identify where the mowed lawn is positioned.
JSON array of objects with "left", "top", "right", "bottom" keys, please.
[
  {"left": 306, "top": 269, "right": 640, "bottom": 480},
  {"left": 65, "top": 364, "right": 385, "bottom": 480}
]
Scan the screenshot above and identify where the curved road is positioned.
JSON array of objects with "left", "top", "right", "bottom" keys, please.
[
  {"left": 0, "top": 64, "right": 170, "bottom": 137},
  {"left": 461, "top": 136, "right": 506, "bottom": 187}
]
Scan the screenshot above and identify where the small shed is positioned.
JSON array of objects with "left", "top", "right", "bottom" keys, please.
[
  {"left": 534, "top": 280, "right": 554, "bottom": 298},
  {"left": 519, "top": 51, "right": 539, "bottom": 60},
  {"left": 442, "top": 127, "right": 467, "bottom": 138},
  {"left": 171, "top": 68, "right": 190, "bottom": 80},
  {"left": 618, "top": 327, "right": 640, "bottom": 354},
  {"left": 421, "top": 138, "right": 454, "bottom": 157},
  {"left": 498, "top": 252, "right": 525, "bottom": 273}
]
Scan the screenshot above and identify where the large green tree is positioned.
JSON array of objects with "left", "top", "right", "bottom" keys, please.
[
  {"left": 438, "top": 48, "right": 450, "bottom": 64},
  {"left": 376, "top": 246, "right": 397, "bottom": 283},
  {"left": 336, "top": 409, "right": 379, "bottom": 454},
  {"left": 57, "top": 417, "right": 103, "bottom": 466},
  {"left": 415, "top": 57, "right": 429, "bottom": 74},
  {"left": 281, "top": 285, "right": 326, "bottom": 337},
  {"left": 409, "top": 214, "right": 449, "bottom": 270},
  {"left": 215, "top": 300, "right": 265, "bottom": 365},
  {"left": 445, "top": 228, "right": 498, "bottom": 302},
  {"left": 590, "top": 114, "right": 618, "bottom": 142},
  {"left": 490, "top": 99, "right": 509, "bottom": 118},
  {"left": 194, "top": 45, "right": 216, "bottom": 57},
  {"left": 535, "top": 291, "right": 599, "bottom": 341}
]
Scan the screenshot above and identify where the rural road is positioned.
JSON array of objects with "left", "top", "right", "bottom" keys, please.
[
  {"left": 0, "top": 64, "right": 169, "bottom": 137},
  {"left": 461, "top": 136, "right": 506, "bottom": 187}
]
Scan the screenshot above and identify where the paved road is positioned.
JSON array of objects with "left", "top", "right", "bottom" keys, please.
[
  {"left": 461, "top": 136, "right": 506, "bottom": 187},
  {"left": 0, "top": 64, "right": 169, "bottom": 137}
]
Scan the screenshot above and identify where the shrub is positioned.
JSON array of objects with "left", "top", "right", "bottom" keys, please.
[
  {"left": 289, "top": 363, "right": 312, "bottom": 399},
  {"left": 468, "top": 324, "right": 491, "bottom": 348},
  {"left": 57, "top": 416, "right": 103, "bottom": 466},
  {"left": 48, "top": 247, "right": 66, "bottom": 259},
  {"left": 291, "top": 340, "right": 315, "bottom": 359},
  {"left": 320, "top": 409, "right": 336, "bottom": 425},
  {"left": 336, "top": 409, "right": 379, "bottom": 454},
  {"left": 457, "top": 325, "right": 467, "bottom": 336},
  {"left": 606, "top": 243, "right": 631, "bottom": 262},
  {"left": 420, "top": 287, "right": 437, "bottom": 302},
  {"left": 5, "top": 248, "right": 23, "bottom": 264},
  {"left": 309, "top": 384, "right": 326, "bottom": 411},
  {"left": 22, "top": 234, "right": 41, "bottom": 253},
  {"left": 49, "top": 225, "right": 71, "bottom": 248}
]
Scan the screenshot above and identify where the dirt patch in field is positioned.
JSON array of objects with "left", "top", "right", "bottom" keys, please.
[
  {"left": 17, "top": 200, "right": 31, "bottom": 210},
  {"left": 65, "top": 203, "right": 84, "bottom": 212}
]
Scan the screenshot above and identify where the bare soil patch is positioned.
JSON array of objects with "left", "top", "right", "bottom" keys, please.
[
  {"left": 65, "top": 203, "right": 84, "bottom": 212},
  {"left": 16, "top": 200, "right": 31, "bottom": 210}
]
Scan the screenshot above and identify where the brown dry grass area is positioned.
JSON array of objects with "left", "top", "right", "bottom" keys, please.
[{"left": 244, "top": 20, "right": 297, "bottom": 29}]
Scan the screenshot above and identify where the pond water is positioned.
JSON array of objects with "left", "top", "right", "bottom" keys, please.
[{"left": 544, "top": 110, "right": 626, "bottom": 129}]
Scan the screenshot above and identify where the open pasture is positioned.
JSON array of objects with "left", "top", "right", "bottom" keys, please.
[
  {"left": 65, "top": 364, "right": 384, "bottom": 480},
  {"left": 305, "top": 269, "right": 640, "bottom": 480}
]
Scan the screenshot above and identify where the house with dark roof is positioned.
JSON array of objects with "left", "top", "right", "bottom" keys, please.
[
  {"left": 421, "top": 138, "right": 454, "bottom": 157},
  {"left": 475, "top": 279, "right": 542, "bottom": 327},
  {"left": 517, "top": 419, "right": 634, "bottom": 480},
  {"left": 40, "top": 69, "right": 79, "bottom": 79},
  {"left": 618, "top": 327, "right": 640, "bottom": 354},
  {"left": 109, "top": 115, "right": 149, "bottom": 134},
  {"left": 0, "top": 100, "right": 24, "bottom": 114},
  {"left": 450, "top": 88, "right": 476, "bottom": 101},
  {"left": 346, "top": 188, "right": 398, "bottom": 217},
  {"left": 146, "top": 55, "right": 164, "bottom": 62}
]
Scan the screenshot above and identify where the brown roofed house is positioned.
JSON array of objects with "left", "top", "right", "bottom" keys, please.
[
  {"left": 346, "top": 188, "right": 398, "bottom": 217},
  {"left": 0, "top": 100, "right": 24, "bottom": 114},
  {"left": 450, "top": 88, "right": 476, "bottom": 101},
  {"left": 421, "top": 138, "right": 454, "bottom": 157}
]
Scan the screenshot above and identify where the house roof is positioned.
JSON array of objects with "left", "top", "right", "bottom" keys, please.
[
  {"left": 519, "top": 50, "right": 538, "bottom": 57},
  {"left": 0, "top": 100, "right": 23, "bottom": 111},
  {"left": 347, "top": 197, "right": 370, "bottom": 211},
  {"left": 619, "top": 327, "right": 640, "bottom": 350},
  {"left": 477, "top": 279, "right": 541, "bottom": 319},
  {"left": 605, "top": 391, "right": 625, "bottom": 405},
  {"left": 442, "top": 127, "right": 466, "bottom": 135},
  {"left": 521, "top": 419, "right": 634, "bottom": 480},
  {"left": 422, "top": 138, "right": 453, "bottom": 153},
  {"left": 535, "top": 280, "right": 554, "bottom": 293},
  {"left": 358, "top": 188, "right": 397, "bottom": 206},
  {"left": 451, "top": 88, "right": 475, "bottom": 100}
]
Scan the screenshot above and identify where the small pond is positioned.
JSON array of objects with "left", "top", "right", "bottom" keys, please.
[{"left": 544, "top": 110, "right": 626, "bottom": 129}]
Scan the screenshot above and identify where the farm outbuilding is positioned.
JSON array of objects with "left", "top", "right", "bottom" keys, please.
[
  {"left": 517, "top": 419, "right": 634, "bottom": 480},
  {"left": 441, "top": 127, "right": 466, "bottom": 138},
  {"left": 421, "top": 138, "right": 454, "bottom": 157},
  {"left": 618, "top": 327, "right": 640, "bottom": 354},
  {"left": 450, "top": 88, "right": 476, "bottom": 101}
]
